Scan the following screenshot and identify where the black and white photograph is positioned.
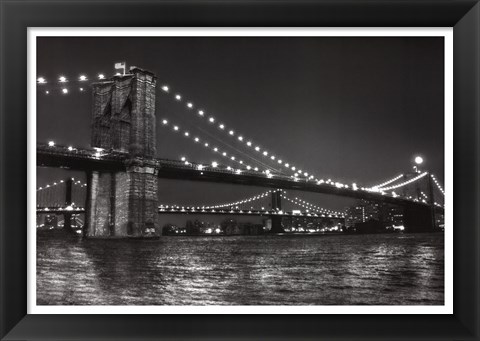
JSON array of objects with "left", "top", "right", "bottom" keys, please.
[{"left": 34, "top": 30, "right": 449, "bottom": 309}]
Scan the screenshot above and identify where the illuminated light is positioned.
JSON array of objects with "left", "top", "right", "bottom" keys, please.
[
  {"left": 184, "top": 131, "right": 189, "bottom": 137},
  {"left": 48, "top": 141, "right": 55, "bottom": 147},
  {"left": 213, "top": 147, "right": 218, "bottom": 152},
  {"left": 247, "top": 141, "right": 252, "bottom": 146},
  {"left": 181, "top": 156, "right": 186, "bottom": 162},
  {"left": 270, "top": 155, "right": 275, "bottom": 160},
  {"left": 184, "top": 161, "right": 189, "bottom": 165},
  {"left": 304, "top": 172, "right": 308, "bottom": 176},
  {"left": 115, "top": 73, "right": 121, "bottom": 76},
  {"left": 265, "top": 169, "right": 271, "bottom": 174},
  {"left": 95, "top": 152, "right": 101, "bottom": 158},
  {"left": 415, "top": 156, "right": 424, "bottom": 165},
  {"left": 209, "top": 117, "right": 215, "bottom": 123},
  {"left": 175, "top": 94, "right": 182, "bottom": 101},
  {"left": 227, "top": 166, "right": 231, "bottom": 170},
  {"left": 239, "top": 161, "right": 243, "bottom": 164},
  {"left": 204, "top": 143, "right": 209, "bottom": 147},
  {"left": 37, "top": 77, "right": 46, "bottom": 84},
  {"left": 291, "top": 167, "right": 296, "bottom": 171},
  {"left": 198, "top": 110, "right": 204, "bottom": 116},
  {"left": 229, "top": 130, "right": 234, "bottom": 136},
  {"left": 45, "top": 90, "right": 49, "bottom": 94},
  {"left": 212, "top": 161, "right": 218, "bottom": 168},
  {"left": 59, "top": 76, "right": 67, "bottom": 82},
  {"left": 231, "top": 156, "right": 235, "bottom": 160},
  {"left": 98, "top": 74, "right": 105, "bottom": 79},
  {"left": 236, "top": 169, "right": 242, "bottom": 174},
  {"left": 161, "top": 85, "right": 169, "bottom": 92},
  {"left": 219, "top": 124, "right": 225, "bottom": 129},
  {"left": 246, "top": 166, "right": 251, "bottom": 170},
  {"left": 238, "top": 136, "right": 243, "bottom": 141},
  {"left": 173, "top": 126, "right": 179, "bottom": 131},
  {"left": 254, "top": 167, "right": 259, "bottom": 171},
  {"left": 197, "top": 165, "right": 204, "bottom": 170},
  {"left": 285, "top": 163, "right": 289, "bottom": 167},
  {"left": 162, "top": 119, "right": 168, "bottom": 125},
  {"left": 194, "top": 137, "right": 199, "bottom": 142},
  {"left": 62, "top": 88, "right": 68, "bottom": 94},
  {"left": 187, "top": 102, "right": 193, "bottom": 108},
  {"left": 68, "top": 146, "right": 73, "bottom": 151},
  {"left": 263, "top": 151, "right": 268, "bottom": 156},
  {"left": 79, "top": 75, "right": 87, "bottom": 81},
  {"left": 278, "top": 160, "right": 282, "bottom": 164}
]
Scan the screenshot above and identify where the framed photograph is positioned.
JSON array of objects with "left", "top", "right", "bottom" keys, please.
[{"left": 1, "top": 1, "right": 479, "bottom": 340}]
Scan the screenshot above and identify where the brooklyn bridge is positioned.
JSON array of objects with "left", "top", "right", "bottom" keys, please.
[{"left": 36, "top": 67, "right": 445, "bottom": 238}]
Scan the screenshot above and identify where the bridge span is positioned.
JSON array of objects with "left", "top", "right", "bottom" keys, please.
[
  {"left": 37, "top": 144, "right": 437, "bottom": 208},
  {"left": 36, "top": 67, "right": 443, "bottom": 238}
]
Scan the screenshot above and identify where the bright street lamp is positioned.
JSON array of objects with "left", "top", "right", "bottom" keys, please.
[{"left": 414, "top": 156, "right": 423, "bottom": 165}]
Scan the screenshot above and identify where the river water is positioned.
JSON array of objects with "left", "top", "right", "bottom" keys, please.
[{"left": 37, "top": 233, "right": 444, "bottom": 305}]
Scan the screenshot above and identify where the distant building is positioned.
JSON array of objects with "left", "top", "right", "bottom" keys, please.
[
  {"left": 345, "top": 203, "right": 368, "bottom": 227},
  {"left": 345, "top": 200, "right": 404, "bottom": 230}
]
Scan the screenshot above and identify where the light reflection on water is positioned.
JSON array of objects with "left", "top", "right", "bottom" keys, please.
[{"left": 37, "top": 233, "right": 444, "bottom": 305}]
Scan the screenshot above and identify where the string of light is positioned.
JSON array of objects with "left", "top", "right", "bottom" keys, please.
[
  {"left": 159, "top": 83, "right": 326, "bottom": 181},
  {"left": 368, "top": 174, "right": 404, "bottom": 190},
  {"left": 376, "top": 172, "right": 428, "bottom": 191},
  {"left": 189, "top": 121, "right": 281, "bottom": 174},
  {"left": 158, "top": 189, "right": 277, "bottom": 211},
  {"left": 37, "top": 178, "right": 87, "bottom": 191},
  {"left": 430, "top": 174, "right": 445, "bottom": 196},
  {"left": 162, "top": 117, "right": 267, "bottom": 173},
  {"left": 166, "top": 106, "right": 280, "bottom": 174},
  {"left": 160, "top": 87, "right": 284, "bottom": 173},
  {"left": 280, "top": 193, "right": 344, "bottom": 217},
  {"left": 281, "top": 196, "right": 344, "bottom": 218},
  {"left": 205, "top": 189, "right": 280, "bottom": 209},
  {"left": 37, "top": 74, "right": 104, "bottom": 95},
  {"left": 37, "top": 73, "right": 114, "bottom": 85},
  {"left": 158, "top": 206, "right": 262, "bottom": 214},
  {"left": 37, "top": 206, "right": 85, "bottom": 211}
]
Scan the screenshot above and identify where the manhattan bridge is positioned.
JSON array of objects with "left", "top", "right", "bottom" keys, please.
[{"left": 36, "top": 67, "right": 445, "bottom": 238}]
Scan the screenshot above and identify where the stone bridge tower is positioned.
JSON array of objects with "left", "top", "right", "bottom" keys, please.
[{"left": 86, "top": 67, "right": 159, "bottom": 238}]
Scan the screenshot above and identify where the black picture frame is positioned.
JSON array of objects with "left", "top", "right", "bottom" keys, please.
[{"left": 1, "top": 1, "right": 479, "bottom": 340}]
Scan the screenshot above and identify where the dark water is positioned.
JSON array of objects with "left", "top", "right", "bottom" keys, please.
[{"left": 37, "top": 233, "right": 444, "bottom": 305}]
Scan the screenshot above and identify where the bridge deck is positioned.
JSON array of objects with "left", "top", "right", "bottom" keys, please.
[
  {"left": 36, "top": 207, "right": 343, "bottom": 218},
  {"left": 37, "top": 144, "right": 444, "bottom": 212}
]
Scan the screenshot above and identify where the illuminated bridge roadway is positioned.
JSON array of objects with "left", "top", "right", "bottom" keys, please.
[
  {"left": 37, "top": 143, "right": 443, "bottom": 211},
  {"left": 36, "top": 206, "right": 345, "bottom": 219}
]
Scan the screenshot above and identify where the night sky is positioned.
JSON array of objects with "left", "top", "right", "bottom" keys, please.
[{"left": 36, "top": 37, "right": 445, "bottom": 214}]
